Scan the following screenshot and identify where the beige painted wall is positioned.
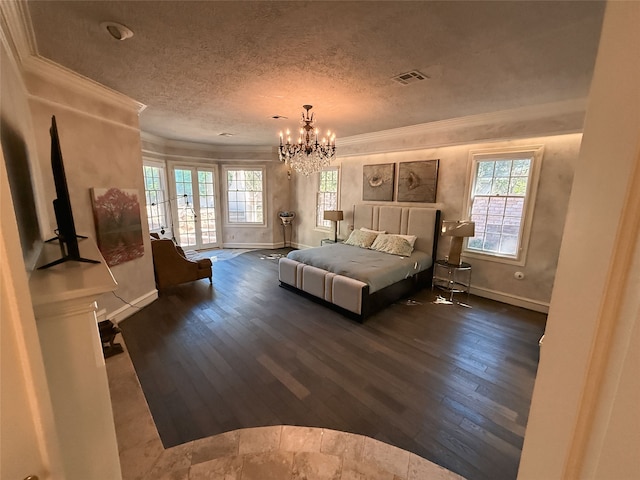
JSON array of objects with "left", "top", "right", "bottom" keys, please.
[
  {"left": 288, "top": 169, "right": 336, "bottom": 248},
  {"left": 519, "top": 1, "right": 640, "bottom": 478},
  {"left": 23, "top": 66, "right": 155, "bottom": 316},
  {"left": 221, "top": 160, "right": 290, "bottom": 247},
  {"left": 291, "top": 133, "right": 580, "bottom": 308}
]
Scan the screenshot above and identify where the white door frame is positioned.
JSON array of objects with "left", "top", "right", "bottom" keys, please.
[{"left": 168, "top": 162, "right": 222, "bottom": 249}]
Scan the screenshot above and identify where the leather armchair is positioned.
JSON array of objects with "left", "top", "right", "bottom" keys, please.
[{"left": 150, "top": 238, "right": 212, "bottom": 289}]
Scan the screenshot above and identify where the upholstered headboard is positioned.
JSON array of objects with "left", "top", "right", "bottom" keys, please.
[{"left": 353, "top": 204, "right": 441, "bottom": 257}]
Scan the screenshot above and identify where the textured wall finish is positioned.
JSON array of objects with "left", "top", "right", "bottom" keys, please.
[
  {"left": 294, "top": 133, "right": 580, "bottom": 308},
  {"left": 25, "top": 66, "right": 155, "bottom": 317}
]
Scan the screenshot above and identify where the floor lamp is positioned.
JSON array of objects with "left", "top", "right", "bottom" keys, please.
[
  {"left": 323, "top": 210, "right": 344, "bottom": 243},
  {"left": 441, "top": 220, "right": 475, "bottom": 265}
]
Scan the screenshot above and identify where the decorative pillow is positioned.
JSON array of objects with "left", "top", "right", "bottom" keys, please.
[
  {"left": 395, "top": 234, "right": 417, "bottom": 248},
  {"left": 370, "top": 234, "right": 414, "bottom": 256},
  {"left": 360, "top": 227, "right": 386, "bottom": 234},
  {"left": 344, "top": 229, "right": 379, "bottom": 248}
]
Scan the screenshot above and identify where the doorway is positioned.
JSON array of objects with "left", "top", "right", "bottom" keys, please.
[{"left": 170, "top": 165, "right": 220, "bottom": 249}]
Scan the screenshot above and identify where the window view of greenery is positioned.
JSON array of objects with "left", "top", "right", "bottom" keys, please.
[
  {"left": 468, "top": 159, "right": 531, "bottom": 257},
  {"left": 227, "top": 169, "right": 264, "bottom": 223},
  {"left": 143, "top": 165, "right": 166, "bottom": 232},
  {"left": 316, "top": 169, "right": 338, "bottom": 227}
]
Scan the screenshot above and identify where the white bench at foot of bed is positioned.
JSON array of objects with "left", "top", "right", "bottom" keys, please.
[{"left": 279, "top": 258, "right": 368, "bottom": 315}]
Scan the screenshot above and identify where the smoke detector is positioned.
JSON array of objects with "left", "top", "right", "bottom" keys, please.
[
  {"left": 392, "top": 70, "right": 428, "bottom": 85},
  {"left": 100, "top": 22, "right": 134, "bottom": 41}
]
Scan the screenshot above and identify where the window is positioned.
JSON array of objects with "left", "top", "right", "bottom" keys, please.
[
  {"left": 464, "top": 146, "right": 543, "bottom": 264},
  {"left": 316, "top": 168, "right": 339, "bottom": 228},
  {"left": 226, "top": 168, "right": 264, "bottom": 224},
  {"left": 143, "top": 163, "right": 167, "bottom": 232}
]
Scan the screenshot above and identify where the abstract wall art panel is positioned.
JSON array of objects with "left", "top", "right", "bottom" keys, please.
[
  {"left": 397, "top": 160, "right": 439, "bottom": 203},
  {"left": 363, "top": 163, "right": 395, "bottom": 201}
]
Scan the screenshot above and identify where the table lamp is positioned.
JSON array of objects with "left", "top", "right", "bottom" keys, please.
[
  {"left": 441, "top": 220, "right": 475, "bottom": 265},
  {"left": 323, "top": 210, "right": 344, "bottom": 243}
]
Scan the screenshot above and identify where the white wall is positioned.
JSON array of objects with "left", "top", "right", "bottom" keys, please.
[{"left": 518, "top": 1, "right": 640, "bottom": 478}]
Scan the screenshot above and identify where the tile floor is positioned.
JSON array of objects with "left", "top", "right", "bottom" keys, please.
[{"left": 106, "top": 341, "right": 465, "bottom": 480}]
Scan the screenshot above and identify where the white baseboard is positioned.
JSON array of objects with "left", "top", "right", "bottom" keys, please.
[
  {"left": 291, "top": 242, "right": 313, "bottom": 250},
  {"left": 108, "top": 289, "right": 158, "bottom": 324},
  {"left": 470, "top": 286, "right": 549, "bottom": 313},
  {"left": 221, "top": 242, "right": 283, "bottom": 249}
]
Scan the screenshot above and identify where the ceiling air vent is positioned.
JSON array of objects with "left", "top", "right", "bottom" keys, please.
[{"left": 392, "top": 70, "right": 428, "bottom": 86}]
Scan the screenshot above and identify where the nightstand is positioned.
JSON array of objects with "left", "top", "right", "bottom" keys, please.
[{"left": 432, "top": 260, "right": 472, "bottom": 303}]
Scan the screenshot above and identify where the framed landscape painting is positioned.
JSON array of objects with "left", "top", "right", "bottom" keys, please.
[
  {"left": 363, "top": 163, "right": 395, "bottom": 201},
  {"left": 91, "top": 187, "right": 144, "bottom": 267},
  {"left": 397, "top": 160, "right": 439, "bottom": 203}
]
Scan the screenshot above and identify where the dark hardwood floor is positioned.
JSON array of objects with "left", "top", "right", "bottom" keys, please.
[{"left": 120, "top": 248, "right": 546, "bottom": 480}]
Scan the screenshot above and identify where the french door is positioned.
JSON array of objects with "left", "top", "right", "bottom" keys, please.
[{"left": 170, "top": 165, "right": 220, "bottom": 249}]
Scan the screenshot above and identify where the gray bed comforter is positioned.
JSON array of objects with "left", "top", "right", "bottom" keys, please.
[{"left": 287, "top": 243, "right": 433, "bottom": 293}]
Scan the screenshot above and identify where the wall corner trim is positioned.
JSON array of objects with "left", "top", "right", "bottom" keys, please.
[
  {"left": 470, "top": 286, "right": 550, "bottom": 313},
  {"left": 24, "top": 55, "right": 147, "bottom": 114}
]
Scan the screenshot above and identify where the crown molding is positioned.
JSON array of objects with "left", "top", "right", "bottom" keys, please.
[
  {"left": 0, "top": 0, "right": 37, "bottom": 63},
  {"left": 141, "top": 131, "right": 274, "bottom": 156},
  {"left": 140, "top": 131, "right": 170, "bottom": 148},
  {"left": 140, "top": 97, "right": 586, "bottom": 160},
  {"left": 337, "top": 99, "right": 587, "bottom": 148},
  {"left": 23, "top": 55, "right": 147, "bottom": 114},
  {"left": 0, "top": 1, "right": 146, "bottom": 115}
]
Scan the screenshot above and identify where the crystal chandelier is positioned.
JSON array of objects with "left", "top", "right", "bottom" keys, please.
[{"left": 278, "top": 105, "right": 336, "bottom": 176}]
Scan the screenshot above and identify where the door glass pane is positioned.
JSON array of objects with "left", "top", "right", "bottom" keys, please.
[
  {"left": 198, "top": 168, "right": 216, "bottom": 245},
  {"left": 174, "top": 168, "right": 196, "bottom": 247}
]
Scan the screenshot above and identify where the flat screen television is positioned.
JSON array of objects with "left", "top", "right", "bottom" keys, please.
[{"left": 38, "top": 115, "right": 99, "bottom": 269}]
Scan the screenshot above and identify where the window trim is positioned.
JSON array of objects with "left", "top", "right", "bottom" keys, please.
[
  {"left": 142, "top": 159, "right": 168, "bottom": 234},
  {"left": 462, "top": 145, "right": 544, "bottom": 266},
  {"left": 223, "top": 165, "right": 267, "bottom": 227},
  {"left": 315, "top": 167, "right": 340, "bottom": 230}
]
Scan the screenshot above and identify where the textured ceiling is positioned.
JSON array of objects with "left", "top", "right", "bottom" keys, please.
[{"left": 26, "top": 1, "right": 605, "bottom": 147}]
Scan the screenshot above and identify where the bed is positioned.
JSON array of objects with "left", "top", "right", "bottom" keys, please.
[{"left": 278, "top": 204, "right": 441, "bottom": 321}]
